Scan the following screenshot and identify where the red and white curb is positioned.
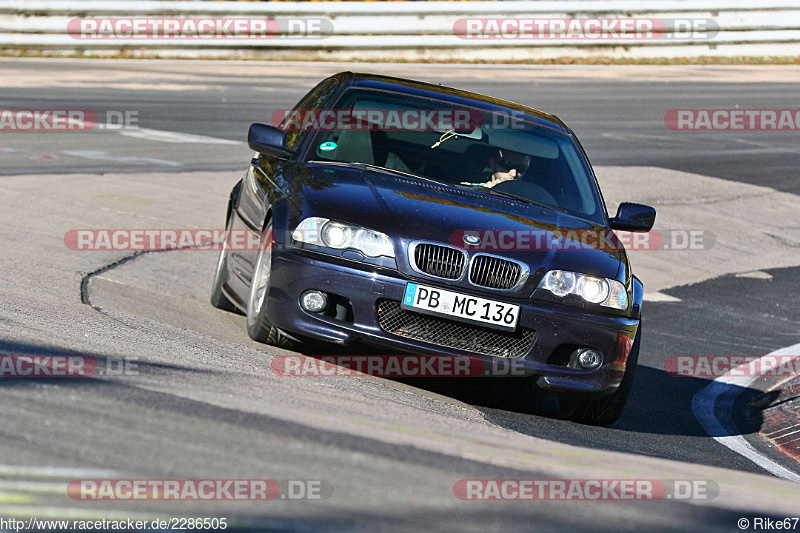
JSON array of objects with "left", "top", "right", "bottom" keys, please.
[{"left": 692, "top": 343, "right": 800, "bottom": 482}]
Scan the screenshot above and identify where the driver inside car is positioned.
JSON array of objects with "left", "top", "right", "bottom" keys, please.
[{"left": 462, "top": 148, "right": 531, "bottom": 188}]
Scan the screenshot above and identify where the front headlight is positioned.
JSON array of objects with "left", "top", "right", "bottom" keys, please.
[
  {"left": 292, "top": 217, "right": 395, "bottom": 258},
  {"left": 539, "top": 270, "right": 627, "bottom": 310}
]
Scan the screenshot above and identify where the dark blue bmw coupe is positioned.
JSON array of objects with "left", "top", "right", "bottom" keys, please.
[{"left": 210, "top": 72, "right": 655, "bottom": 426}]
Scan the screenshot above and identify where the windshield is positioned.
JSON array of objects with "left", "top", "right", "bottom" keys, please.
[{"left": 303, "top": 89, "right": 605, "bottom": 224}]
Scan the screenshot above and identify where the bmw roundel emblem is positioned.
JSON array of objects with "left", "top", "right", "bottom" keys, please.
[{"left": 463, "top": 234, "right": 481, "bottom": 246}]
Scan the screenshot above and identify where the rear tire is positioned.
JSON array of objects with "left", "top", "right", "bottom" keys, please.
[
  {"left": 210, "top": 212, "right": 237, "bottom": 313},
  {"left": 245, "top": 221, "right": 298, "bottom": 350},
  {"left": 559, "top": 323, "right": 641, "bottom": 427}
]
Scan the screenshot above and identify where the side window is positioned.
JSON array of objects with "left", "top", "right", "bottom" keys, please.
[{"left": 283, "top": 77, "right": 339, "bottom": 151}]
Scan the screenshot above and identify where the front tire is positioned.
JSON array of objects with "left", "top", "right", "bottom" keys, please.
[
  {"left": 558, "top": 323, "right": 641, "bottom": 427},
  {"left": 210, "top": 212, "right": 237, "bottom": 313},
  {"left": 245, "top": 221, "right": 297, "bottom": 349}
]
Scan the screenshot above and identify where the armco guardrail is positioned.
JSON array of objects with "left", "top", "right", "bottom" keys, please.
[{"left": 1, "top": 0, "right": 800, "bottom": 60}]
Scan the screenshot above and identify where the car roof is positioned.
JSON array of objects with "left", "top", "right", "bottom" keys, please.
[{"left": 339, "top": 72, "right": 571, "bottom": 134}]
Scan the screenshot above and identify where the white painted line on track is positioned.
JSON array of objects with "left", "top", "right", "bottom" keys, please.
[
  {"left": 117, "top": 128, "right": 244, "bottom": 145},
  {"left": 61, "top": 150, "right": 183, "bottom": 167},
  {"left": 692, "top": 343, "right": 800, "bottom": 483},
  {"left": 643, "top": 291, "right": 681, "bottom": 302},
  {"left": 0, "top": 463, "right": 120, "bottom": 479},
  {"left": 735, "top": 271, "right": 773, "bottom": 280}
]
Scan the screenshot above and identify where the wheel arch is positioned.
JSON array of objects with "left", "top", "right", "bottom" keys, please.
[{"left": 631, "top": 275, "right": 644, "bottom": 319}]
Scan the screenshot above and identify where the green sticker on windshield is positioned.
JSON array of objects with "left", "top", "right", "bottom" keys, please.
[{"left": 319, "top": 141, "right": 337, "bottom": 151}]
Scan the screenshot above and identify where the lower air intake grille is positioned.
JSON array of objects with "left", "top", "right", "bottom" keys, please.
[{"left": 376, "top": 299, "right": 535, "bottom": 358}]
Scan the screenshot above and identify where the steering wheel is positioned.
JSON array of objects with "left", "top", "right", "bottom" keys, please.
[{"left": 492, "top": 179, "right": 558, "bottom": 207}]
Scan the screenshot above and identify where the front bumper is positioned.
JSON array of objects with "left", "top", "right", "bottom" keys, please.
[{"left": 265, "top": 244, "right": 639, "bottom": 394}]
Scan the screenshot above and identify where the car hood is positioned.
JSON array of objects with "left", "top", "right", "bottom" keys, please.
[{"left": 294, "top": 163, "right": 626, "bottom": 283}]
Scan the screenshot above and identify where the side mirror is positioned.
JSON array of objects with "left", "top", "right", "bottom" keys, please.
[
  {"left": 609, "top": 202, "right": 656, "bottom": 232},
  {"left": 248, "top": 123, "right": 293, "bottom": 159}
]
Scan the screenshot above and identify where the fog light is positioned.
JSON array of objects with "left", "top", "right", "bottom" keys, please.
[
  {"left": 575, "top": 348, "right": 603, "bottom": 370},
  {"left": 301, "top": 290, "right": 327, "bottom": 313}
]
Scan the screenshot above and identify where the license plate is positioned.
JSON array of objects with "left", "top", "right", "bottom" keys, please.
[{"left": 402, "top": 282, "right": 519, "bottom": 332}]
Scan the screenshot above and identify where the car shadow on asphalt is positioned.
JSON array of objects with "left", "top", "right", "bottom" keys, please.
[
  {"left": 293, "top": 340, "right": 765, "bottom": 439},
  {"left": 418, "top": 365, "right": 764, "bottom": 438}
]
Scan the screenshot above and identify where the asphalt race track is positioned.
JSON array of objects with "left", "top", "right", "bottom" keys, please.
[{"left": 0, "top": 59, "right": 799, "bottom": 531}]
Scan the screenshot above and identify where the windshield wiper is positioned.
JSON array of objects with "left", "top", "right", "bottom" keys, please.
[
  {"left": 361, "top": 163, "right": 465, "bottom": 188},
  {"left": 482, "top": 188, "right": 570, "bottom": 213},
  {"left": 309, "top": 160, "right": 456, "bottom": 188}
]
